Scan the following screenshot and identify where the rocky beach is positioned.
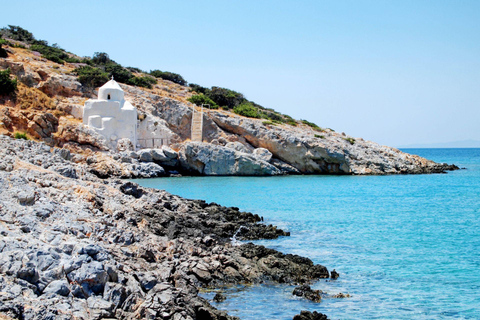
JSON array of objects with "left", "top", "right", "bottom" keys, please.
[{"left": 0, "top": 135, "right": 334, "bottom": 319}]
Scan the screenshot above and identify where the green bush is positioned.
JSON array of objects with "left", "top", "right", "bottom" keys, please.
[
  {"left": 314, "top": 134, "right": 325, "bottom": 139},
  {"left": 73, "top": 66, "right": 109, "bottom": 88},
  {"left": 286, "top": 119, "right": 297, "bottom": 126},
  {"left": 64, "top": 56, "right": 81, "bottom": 63},
  {"left": 233, "top": 102, "right": 261, "bottom": 118},
  {"left": 13, "top": 132, "right": 28, "bottom": 140},
  {"left": 189, "top": 83, "right": 210, "bottom": 95},
  {"left": 127, "top": 76, "right": 156, "bottom": 89},
  {"left": 0, "top": 25, "right": 35, "bottom": 43},
  {"left": 187, "top": 94, "right": 218, "bottom": 109},
  {"left": 150, "top": 70, "right": 187, "bottom": 85},
  {"left": 262, "top": 120, "right": 276, "bottom": 126},
  {"left": 208, "top": 87, "right": 245, "bottom": 109},
  {"left": 30, "top": 44, "right": 69, "bottom": 64},
  {"left": 301, "top": 119, "right": 319, "bottom": 129},
  {"left": 0, "top": 68, "right": 17, "bottom": 96},
  {"left": 301, "top": 119, "right": 325, "bottom": 131},
  {"left": 127, "top": 67, "right": 143, "bottom": 73},
  {"left": 105, "top": 63, "right": 133, "bottom": 83},
  {"left": 91, "top": 52, "right": 111, "bottom": 65}
]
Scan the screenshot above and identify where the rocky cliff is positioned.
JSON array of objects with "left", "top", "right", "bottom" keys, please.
[{"left": 0, "top": 40, "right": 458, "bottom": 176}]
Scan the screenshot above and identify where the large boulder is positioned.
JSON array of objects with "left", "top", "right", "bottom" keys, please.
[{"left": 178, "top": 142, "right": 282, "bottom": 176}]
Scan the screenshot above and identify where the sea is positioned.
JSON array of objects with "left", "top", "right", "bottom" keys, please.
[{"left": 133, "top": 148, "right": 480, "bottom": 320}]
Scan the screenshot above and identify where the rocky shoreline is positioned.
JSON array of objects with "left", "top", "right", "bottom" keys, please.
[{"left": 0, "top": 135, "right": 333, "bottom": 320}]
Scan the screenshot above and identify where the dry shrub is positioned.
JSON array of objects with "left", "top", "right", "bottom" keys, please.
[{"left": 16, "top": 82, "right": 54, "bottom": 110}]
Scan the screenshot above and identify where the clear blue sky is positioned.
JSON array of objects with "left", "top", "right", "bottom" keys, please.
[{"left": 3, "top": 0, "right": 480, "bottom": 147}]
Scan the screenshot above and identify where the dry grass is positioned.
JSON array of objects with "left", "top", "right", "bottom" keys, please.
[{"left": 16, "top": 82, "right": 55, "bottom": 111}]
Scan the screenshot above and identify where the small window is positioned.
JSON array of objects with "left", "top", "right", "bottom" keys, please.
[{"left": 107, "top": 94, "right": 111, "bottom": 100}]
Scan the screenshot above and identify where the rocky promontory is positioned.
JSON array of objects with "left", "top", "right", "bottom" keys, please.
[
  {"left": 0, "top": 136, "right": 331, "bottom": 320},
  {"left": 0, "top": 40, "right": 458, "bottom": 177}
]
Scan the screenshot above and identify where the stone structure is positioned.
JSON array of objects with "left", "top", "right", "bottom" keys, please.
[{"left": 83, "top": 78, "right": 137, "bottom": 150}]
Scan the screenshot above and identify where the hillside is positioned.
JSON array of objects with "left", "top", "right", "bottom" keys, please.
[{"left": 0, "top": 26, "right": 458, "bottom": 176}]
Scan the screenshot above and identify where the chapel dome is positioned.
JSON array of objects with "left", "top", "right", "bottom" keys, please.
[{"left": 98, "top": 78, "right": 124, "bottom": 101}]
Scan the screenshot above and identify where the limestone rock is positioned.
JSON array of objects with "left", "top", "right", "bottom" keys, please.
[
  {"left": 225, "top": 141, "right": 250, "bottom": 153},
  {"left": 117, "top": 138, "right": 135, "bottom": 152},
  {"left": 178, "top": 142, "right": 282, "bottom": 176},
  {"left": 57, "top": 119, "right": 110, "bottom": 151},
  {"left": 38, "top": 74, "right": 82, "bottom": 97},
  {"left": 209, "top": 112, "right": 458, "bottom": 175},
  {"left": 253, "top": 147, "right": 272, "bottom": 162}
]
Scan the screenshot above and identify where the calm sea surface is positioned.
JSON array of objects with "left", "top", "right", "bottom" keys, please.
[{"left": 133, "top": 149, "right": 480, "bottom": 320}]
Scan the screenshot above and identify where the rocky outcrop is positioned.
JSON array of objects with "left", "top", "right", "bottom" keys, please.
[
  {"left": 209, "top": 112, "right": 459, "bottom": 175},
  {"left": 293, "top": 311, "right": 330, "bottom": 320},
  {"left": 0, "top": 136, "right": 333, "bottom": 320},
  {"left": 56, "top": 118, "right": 110, "bottom": 151},
  {"left": 178, "top": 142, "right": 283, "bottom": 176},
  {"left": 292, "top": 284, "right": 322, "bottom": 302}
]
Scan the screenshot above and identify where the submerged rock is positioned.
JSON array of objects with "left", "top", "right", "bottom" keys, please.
[
  {"left": 293, "top": 310, "right": 330, "bottom": 320},
  {"left": 292, "top": 284, "right": 322, "bottom": 302}
]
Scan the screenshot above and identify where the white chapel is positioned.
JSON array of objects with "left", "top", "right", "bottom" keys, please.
[{"left": 83, "top": 78, "right": 137, "bottom": 150}]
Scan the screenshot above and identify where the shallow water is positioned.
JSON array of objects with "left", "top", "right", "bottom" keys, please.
[{"left": 133, "top": 148, "right": 480, "bottom": 319}]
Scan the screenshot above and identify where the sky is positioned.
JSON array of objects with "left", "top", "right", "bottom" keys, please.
[{"left": 3, "top": 0, "right": 480, "bottom": 147}]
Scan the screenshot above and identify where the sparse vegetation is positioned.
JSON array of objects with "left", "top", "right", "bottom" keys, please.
[
  {"left": 13, "top": 132, "right": 28, "bottom": 140},
  {"left": 233, "top": 102, "right": 261, "bottom": 118},
  {"left": 73, "top": 66, "right": 109, "bottom": 88},
  {"left": 262, "top": 120, "right": 276, "bottom": 126},
  {"left": 301, "top": 119, "right": 319, "bottom": 129},
  {"left": 0, "top": 68, "right": 17, "bottom": 96},
  {"left": 16, "top": 83, "right": 55, "bottom": 110},
  {"left": 127, "top": 76, "right": 156, "bottom": 89},
  {"left": 1, "top": 26, "right": 81, "bottom": 64},
  {"left": 30, "top": 44, "right": 70, "bottom": 64},
  {"left": 344, "top": 137, "right": 355, "bottom": 145},
  {"left": 314, "top": 134, "right": 325, "bottom": 139},
  {"left": 187, "top": 94, "right": 218, "bottom": 109},
  {"left": 150, "top": 70, "right": 187, "bottom": 85},
  {"left": 189, "top": 83, "right": 209, "bottom": 95},
  {"left": 0, "top": 25, "right": 35, "bottom": 43},
  {"left": 2, "top": 25, "right": 326, "bottom": 132}
]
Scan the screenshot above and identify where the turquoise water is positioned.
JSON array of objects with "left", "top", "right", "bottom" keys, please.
[{"left": 133, "top": 149, "right": 480, "bottom": 320}]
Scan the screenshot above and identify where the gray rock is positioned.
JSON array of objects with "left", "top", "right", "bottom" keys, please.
[
  {"left": 179, "top": 142, "right": 281, "bottom": 176},
  {"left": 162, "top": 145, "right": 178, "bottom": 159},
  {"left": 54, "top": 148, "right": 71, "bottom": 161},
  {"left": 138, "top": 149, "right": 153, "bottom": 162},
  {"left": 43, "top": 280, "right": 70, "bottom": 296},
  {"left": 253, "top": 148, "right": 272, "bottom": 162},
  {"left": 225, "top": 141, "right": 250, "bottom": 153},
  {"left": 151, "top": 148, "right": 167, "bottom": 161},
  {"left": 127, "top": 162, "right": 165, "bottom": 178},
  {"left": 68, "top": 261, "right": 108, "bottom": 295},
  {"left": 17, "top": 190, "right": 36, "bottom": 205}
]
